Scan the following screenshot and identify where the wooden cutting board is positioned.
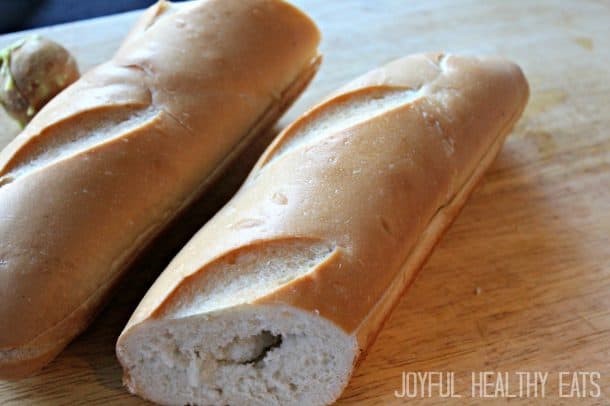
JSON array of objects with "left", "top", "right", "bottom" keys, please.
[{"left": 1, "top": 0, "right": 609, "bottom": 404}]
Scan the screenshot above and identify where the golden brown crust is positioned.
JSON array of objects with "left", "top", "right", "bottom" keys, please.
[
  {"left": 0, "top": 0, "right": 320, "bottom": 378},
  {"left": 121, "top": 53, "right": 528, "bottom": 347}
]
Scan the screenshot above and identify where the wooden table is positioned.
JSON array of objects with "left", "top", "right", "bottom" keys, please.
[{"left": 1, "top": 0, "right": 609, "bottom": 404}]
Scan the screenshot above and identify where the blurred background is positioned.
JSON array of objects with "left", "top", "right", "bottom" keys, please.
[{"left": 0, "top": 0, "right": 164, "bottom": 33}]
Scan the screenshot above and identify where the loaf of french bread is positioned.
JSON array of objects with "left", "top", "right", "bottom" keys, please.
[
  {"left": 0, "top": 0, "right": 320, "bottom": 379},
  {"left": 116, "top": 52, "right": 528, "bottom": 406}
]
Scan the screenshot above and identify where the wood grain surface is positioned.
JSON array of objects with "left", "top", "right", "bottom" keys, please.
[{"left": 1, "top": 0, "right": 609, "bottom": 404}]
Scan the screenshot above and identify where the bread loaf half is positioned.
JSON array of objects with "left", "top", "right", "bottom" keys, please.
[
  {"left": 0, "top": 0, "right": 320, "bottom": 379},
  {"left": 116, "top": 53, "right": 529, "bottom": 405}
]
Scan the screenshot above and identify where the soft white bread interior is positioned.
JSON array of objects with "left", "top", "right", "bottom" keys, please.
[
  {"left": 121, "top": 305, "right": 355, "bottom": 406},
  {"left": 0, "top": 0, "right": 320, "bottom": 379},
  {"left": 116, "top": 53, "right": 529, "bottom": 405}
]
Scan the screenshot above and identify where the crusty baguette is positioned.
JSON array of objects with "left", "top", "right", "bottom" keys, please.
[
  {"left": 116, "top": 53, "right": 529, "bottom": 405},
  {"left": 0, "top": 0, "right": 320, "bottom": 379}
]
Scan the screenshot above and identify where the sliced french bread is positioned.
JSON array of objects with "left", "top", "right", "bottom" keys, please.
[
  {"left": 0, "top": 0, "right": 320, "bottom": 379},
  {"left": 116, "top": 53, "right": 529, "bottom": 405}
]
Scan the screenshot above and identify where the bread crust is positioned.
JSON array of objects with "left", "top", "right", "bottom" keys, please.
[
  {"left": 121, "top": 53, "right": 528, "bottom": 333},
  {"left": 0, "top": 0, "right": 320, "bottom": 379},
  {"left": 117, "top": 52, "right": 528, "bottom": 404}
]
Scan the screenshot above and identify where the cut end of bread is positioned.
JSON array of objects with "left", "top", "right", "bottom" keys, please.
[{"left": 117, "top": 305, "right": 356, "bottom": 406}]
